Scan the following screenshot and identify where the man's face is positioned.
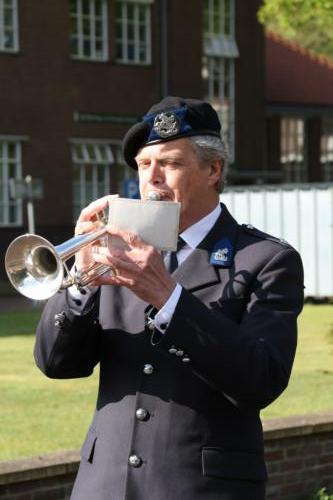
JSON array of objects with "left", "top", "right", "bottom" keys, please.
[{"left": 135, "top": 138, "right": 221, "bottom": 231}]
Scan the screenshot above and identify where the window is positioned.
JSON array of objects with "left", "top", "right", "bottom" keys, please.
[
  {"left": 0, "top": 139, "right": 22, "bottom": 226},
  {"left": 0, "top": 0, "right": 19, "bottom": 52},
  {"left": 203, "top": 0, "right": 238, "bottom": 162},
  {"left": 116, "top": 0, "right": 152, "bottom": 65},
  {"left": 71, "top": 141, "right": 137, "bottom": 220},
  {"left": 321, "top": 118, "right": 333, "bottom": 182},
  {"left": 70, "top": 0, "right": 108, "bottom": 61},
  {"left": 280, "top": 118, "right": 306, "bottom": 183}
]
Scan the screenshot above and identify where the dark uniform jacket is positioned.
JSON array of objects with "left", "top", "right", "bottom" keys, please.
[{"left": 34, "top": 204, "right": 304, "bottom": 500}]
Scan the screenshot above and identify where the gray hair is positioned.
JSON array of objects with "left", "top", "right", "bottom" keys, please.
[{"left": 190, "top": 135, "right": 228, "bottom": 192}]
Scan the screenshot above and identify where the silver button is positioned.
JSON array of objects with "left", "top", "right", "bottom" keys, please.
[
  {"left": 168, "top": 346, "right": 177, "bottom": 354},
  {"left": 143, "top": 364, "right": 154, "bottom": 375},
  {"left": 182, "top": 356, "right": 191, "bottom": 363},
  {"left": 136, "top": 408, "right": 149, "bottom": 421},
  {"left": 176, "top": 350, "right": 184, "bottom": 357},
  {"left": 246, "top": 224, "right": 254, "bottom": 230},
  {"left": 128, "top": 454, "right": 142, "bottom": 467}
]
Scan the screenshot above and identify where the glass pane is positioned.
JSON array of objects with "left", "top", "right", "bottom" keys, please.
[
  {"left": 95, "top": 39, "right": 103, "bottom": 57},
  {"left": 83, "top": 17, "right": 90, "bottom": 36},
  {"left": 95, "top": 0, "right": 103, "bottom": 16},
  {"left": 8, "top": 143, "right": 16, "bottom": 160},
  {"left": 4, "top": 8, "right": 13, "bottom": 27},
  {"left": 8, "top": 163, "right": 17, "bottom": 178},
  {"left": 69, "top": 0, "right": 77, "bottom": 14},
  {"left": 138, "top": 6, "right": 147, "bottom": 23},
  {"left": 9, "top": 203, "right": 16, "bottom": 223},
  {"left": 95, "top": 19, "right": 102, "bottom": 37},
  {"left": 86, "top": 144, "right": 96, "bottom": 160},
  {"left": 4, "top": 31, "right": 14, "bottom": 49},
  {"left": 127, "top": 4, "right": 134, "bottom": 21},
  {"left": 82, "top": 0, "right": 90, "bottom": 16},
  {"left": 71, "top": 17, "right": 78, "bottom": 34},
  {"left": 116, "top": 3, "right": 122, "bottom": 19},
  {"left": 139, "top": 25, "right": 146, "bottom": 42},
  {"left": 127, "top": 23, "right": 134, "bottom": 41},
  {"left": 116, "top": 42, "right": 123, "bottom": 59},
  {"left": 116, "top": 23, "right": 122, "bottom": 39},
  {"left": 139, "top": 45, "right": 146, "bottom": 62},
  {"left": 224, "top": 0, "right": 231, "bottom": 35},
  {"left": 98, "top": 146, "right": 108, "bottom": 162},
  {"left": 127, "top": 43, "right": 135, "bottom": 61},
  {"left": 83, "top": 38, "right": 91, "bottom": 56}
]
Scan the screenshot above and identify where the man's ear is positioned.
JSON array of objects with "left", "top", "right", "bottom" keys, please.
[{"left": 207, "top": 159, "right": 223, "bottom": 186}]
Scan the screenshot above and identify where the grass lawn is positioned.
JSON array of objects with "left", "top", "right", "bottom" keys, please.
[{"left": 0, "top": 304, "right": 332, "bottom": 461}]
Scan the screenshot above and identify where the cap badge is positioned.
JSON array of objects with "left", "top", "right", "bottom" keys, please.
[
  {"left": 153, "top": 112, "right": 180, "bottom": 138},
  {"left": 210, "top": 238, "right": 234, "bottom": 267}
]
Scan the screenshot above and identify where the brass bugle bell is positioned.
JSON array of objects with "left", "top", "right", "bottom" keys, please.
[{"left": 5, "top": 191, "right": 161, "bottom": 301}]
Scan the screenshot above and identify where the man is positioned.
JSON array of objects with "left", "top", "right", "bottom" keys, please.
[{"left": 34, "top": 97, "right": 304, "bottom": 500}]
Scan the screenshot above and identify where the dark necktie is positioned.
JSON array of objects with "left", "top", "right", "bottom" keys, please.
[{"left": 168, "top": 237, "right": 186, "bottom": 273}]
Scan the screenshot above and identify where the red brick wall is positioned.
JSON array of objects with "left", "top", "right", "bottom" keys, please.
[{"left": 1, "top": 414, "right": 333, "bottom": 500}]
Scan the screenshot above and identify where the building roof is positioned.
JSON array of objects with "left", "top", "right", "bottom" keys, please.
[{"left": 266, "top": 31, "right": 333, "bottom": 106}]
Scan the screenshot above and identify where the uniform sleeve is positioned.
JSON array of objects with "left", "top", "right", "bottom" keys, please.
[
  {"left": 151, "top": 248, "right": 304, "bottom": 409},
  {"left": 34, "top": 289, "right": 101, "bottom": 379}
]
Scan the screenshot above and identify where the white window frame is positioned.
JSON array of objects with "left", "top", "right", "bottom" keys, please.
[
  {"left": 115, "top": 0, "right": 152, "bottom": 65},
  {"left": 203, "top": 0, "right": 238, "bottom": 162},
  {"left": 70, "top": 0, "right": 108, "bottom": 61},
  {"left": 0, "top": 136, "right": 23, "bottom": 227},
  {"left": 280, "top": 118, "right": 306, "bottom": 183},
  {"left": 0, "top": 0, "right": 19, "bottom": 52}
]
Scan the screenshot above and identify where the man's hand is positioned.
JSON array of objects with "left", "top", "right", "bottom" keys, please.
[
  {"left": 74, "top": 196, "right": 112, "bottom": 273},
  {"left": 91, "top": 226, "right": 177, "bottom": 309}
]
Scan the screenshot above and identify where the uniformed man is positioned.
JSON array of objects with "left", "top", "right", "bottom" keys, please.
[{"left": 34, "top": 96, "right": 304, "bottom": 500}]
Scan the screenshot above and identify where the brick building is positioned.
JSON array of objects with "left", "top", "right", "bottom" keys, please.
[
  {"left": 265, "top": 31, "right": 333, "bottom": 185},
  {"left": 0, "top": 0, "right": 265, "bottom": 267}
]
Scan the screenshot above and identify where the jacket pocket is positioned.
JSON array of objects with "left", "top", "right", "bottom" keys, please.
[
  {"left": 80, "top": 427, "right": 97, "bottom": 464},
  {"left": 202, "top": 447, "right": 267, "bottom": 482}
]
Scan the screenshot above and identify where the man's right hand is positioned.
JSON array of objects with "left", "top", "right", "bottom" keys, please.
[{"left": 74, "top": 196, "right": 113, "bottom": 274}]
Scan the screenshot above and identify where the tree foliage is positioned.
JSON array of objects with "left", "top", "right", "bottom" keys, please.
[{"left": 258, "top": 0, "right": 333, "bottom": 59}]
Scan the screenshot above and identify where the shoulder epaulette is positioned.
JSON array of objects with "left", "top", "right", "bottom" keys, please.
[{"left": 241, "top": 224, "right": 292, "bottom": 248}]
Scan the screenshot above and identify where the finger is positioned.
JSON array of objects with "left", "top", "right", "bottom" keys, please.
[
  {"left": 74, "top": 220, "right": 97, "bottom": 235},
  {"left": 78, "top": 195, "right": 116, "bottom": 223},
  {"left": 105, "top": 225, "right": 150, "bottom": 250}
]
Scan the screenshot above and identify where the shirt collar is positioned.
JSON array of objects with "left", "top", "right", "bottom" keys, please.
[{"left": 180, "top": 203, "right": 222, "bottom": 250}]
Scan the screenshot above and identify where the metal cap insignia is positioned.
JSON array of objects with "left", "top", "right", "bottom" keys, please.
[{"left": 153, "top": 112, "right": 180, "bottom": 138}]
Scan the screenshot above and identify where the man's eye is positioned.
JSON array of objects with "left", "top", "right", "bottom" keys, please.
[{"left": 138, "top": 162, "right": 150, "bottom": 169}]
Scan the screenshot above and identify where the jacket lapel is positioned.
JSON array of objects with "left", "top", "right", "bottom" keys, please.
[{"left": 173, "top": 203, "right": 240, "bottom": 292}]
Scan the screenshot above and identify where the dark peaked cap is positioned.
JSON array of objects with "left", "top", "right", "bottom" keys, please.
[{"left": 122, "top": 96, "right": 222, "bottom": 169}]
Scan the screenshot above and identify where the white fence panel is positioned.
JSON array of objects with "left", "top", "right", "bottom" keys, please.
[{"left": 221, "top": 183, "right": 333, "bottom": 297}]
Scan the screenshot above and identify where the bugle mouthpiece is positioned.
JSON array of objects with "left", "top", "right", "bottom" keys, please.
[{"left": 147, "top": 191, "right": 161, "bottom": 201}]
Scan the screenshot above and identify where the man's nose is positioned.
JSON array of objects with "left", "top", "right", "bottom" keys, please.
[{"left": 148, "top": 160, "right": 164, "bottom": 184}]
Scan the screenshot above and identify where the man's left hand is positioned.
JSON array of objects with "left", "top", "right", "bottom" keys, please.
[{"left": 92, "top": 226, "right": 177, "bottom": 309}]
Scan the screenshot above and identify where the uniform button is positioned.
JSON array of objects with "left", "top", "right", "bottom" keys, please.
[
  {"left": 168, "top": 346, "right": 177, "bottom": 354},
  {"left": 54, "top": 312, "right": 66, "bottom": 326},
  {"left": 136, "top": 408, "right": 149, "bottom": 421},
  {"left": 176, "top": 349, "right": 184, "bottom": 357},
  {"left": 128, "top": 454, "right": 142, "bottom": 467},
  {"left": 143, "top": 364, "right": 154, "bottom": 375},
  {"left": 182, "top": 356, "right": 191, "bottom": 363}
]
